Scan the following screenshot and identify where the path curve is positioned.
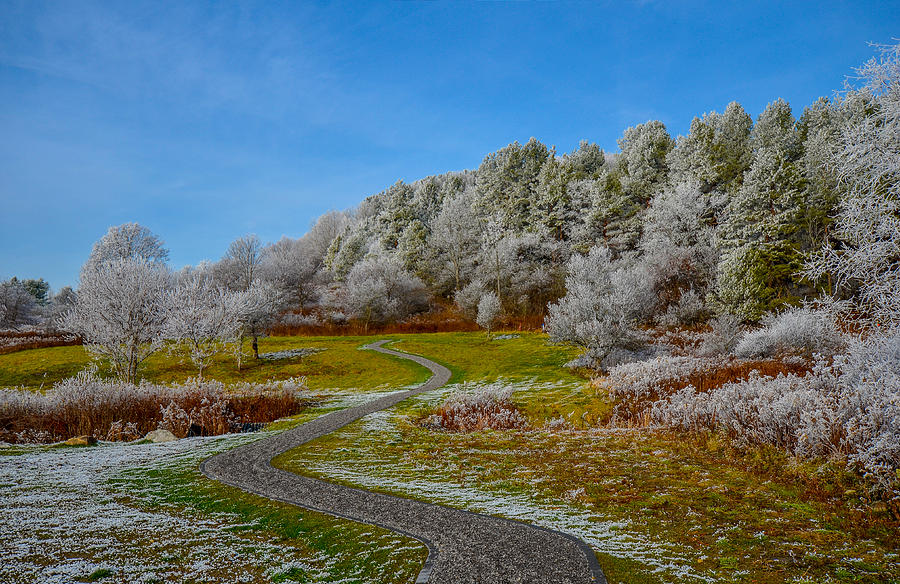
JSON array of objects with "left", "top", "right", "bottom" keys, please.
[{"left": 200, "top": 340, "right": 607, "bottom": 584}]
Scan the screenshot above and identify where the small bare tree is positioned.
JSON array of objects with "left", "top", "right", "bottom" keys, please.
[
  {"left": 476, "top": 292, "right": 501, "bottom": 339},
  {"left": 164, "top": 273, "right": 245, "bottom": 378}
]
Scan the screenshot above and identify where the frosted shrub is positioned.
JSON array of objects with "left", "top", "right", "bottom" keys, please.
[
  {"left": 657, "top": 288, "right": 708, "bottom": 327},
  {"left": 423, "top": 382, "right": 528, "bottom": 432},
  {"left": 698, "top": 314, "right": 744, "bottom": 356},
  {"left": 546, "top": 246, "right": 654, "bottom": 370},
  {"left": 454, "top": 281, "right": 485, "bottom": 320},
  {"left": 596, "top": 355, "right": 727, "bottom": 423},
  {"left": 651, "top": 333, "right": 900, "bottom": 494},
  {"left": 278, "top": 313, "right": 321, "bottom": 328},
  {"left": 476, "top": 292, "right": 501, "bottom": 338},
  {"left": 734, "top": 308, "right": 845, "bottom": 358},
  {"left": 0, "top": 371, "right": 308, "bottom": 443}
]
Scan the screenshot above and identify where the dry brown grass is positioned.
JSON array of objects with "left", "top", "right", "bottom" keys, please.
[
  {"left": 0, "top": 376, "right": 309, "bottom": 444},
  {"left": 660, "top": 359, "right": 813, "bottom": 394},
  {"left": 269, "top": 305, "right": 544, "bottom": 337}
]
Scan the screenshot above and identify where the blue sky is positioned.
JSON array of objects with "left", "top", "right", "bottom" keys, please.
[{"left": 1, "top": 0, "right": 897, "bottom": 289}]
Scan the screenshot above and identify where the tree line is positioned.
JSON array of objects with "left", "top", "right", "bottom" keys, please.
[{"left": 4, "top": 42, "right": 898, "bottom": 377}]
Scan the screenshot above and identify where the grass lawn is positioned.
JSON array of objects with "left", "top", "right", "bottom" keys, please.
[{"left": 0, "top": 335, "right": 428, "bottom": 391}]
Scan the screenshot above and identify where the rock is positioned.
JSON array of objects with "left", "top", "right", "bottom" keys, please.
[
  {"left": 144, "top": 429, "right": 177, "bottom": 443},
  {"left": 64, "top": 435, "right": 97, "bottom": 446}
]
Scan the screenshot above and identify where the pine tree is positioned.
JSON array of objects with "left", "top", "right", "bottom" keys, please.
[
  {"left": 668, "top": 101, "right": 753, "bottom": 196},
  {"left": 716, "top": 99, "right": 806, "bottom": 319},
  {"left": 617, "top": 120, "right": 675, "bottom": 205},
  {"left": 475, "top": 138, "right": 550, "bottom": 231}
]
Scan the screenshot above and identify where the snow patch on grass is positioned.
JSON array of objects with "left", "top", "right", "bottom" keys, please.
[{"left": 0, "top": 435, "right": 333, "bottom": 584}]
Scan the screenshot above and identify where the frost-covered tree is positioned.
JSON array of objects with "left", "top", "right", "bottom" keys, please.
[
  {"left": 64, "top": 257, "right": 171, "bottom": 383},
  {"left": 233, "top": 279, "right": 286, "bottom": 362},
  {"left": 476, "top": 292, "right": 501, "bottom": 339},
  {"left": 640, "top": 181, "right": 719, "bottom": 320},
  {"left": 532, "top": 155, "right": 579, "bottom": 240},
  {"left": 454, "top": 280, "right": 486, "bottom": 320},
  {"left": 376, "top": 180, "right": 417, "bottom": 250},
  {"left": 324, "top": 223, "right": 369, "bottom": 280},
  {"left": 164, "top": 273, "right": 245, "bottom": 377},
  {"left": 335, "top": 255, "right": 429, "bottom": 330},
  {"left": 617, "top": 121, "right": 675, "bottom": 204},
  {"left": 0, "top": 278, "right": 38, "bottom": 329},
  {"left": 796, "top": 97, "right": 844, "bottom": 252},
  {"left": 562, "top": 140, "right": 607, "bottom": 179},
  {"left": 572, "top": 167, "right": 644, "bottom": 254},
  {"left": 716, "top": 99, "right": 806, "bottom": 319},
  {"left": 86, "top": 222, "right": 169, "bottom": 268},
  {"left": 21, "top": 278, "right": 50, "bottom": 306},
  {"left": 428, "top": 190, "right": 482, "bottom": 293},
  {"left": 545, "top": 246, "right": 654, "bottom": 369},
  {"left": 805, "top": 42, "right": 900, "bottom": 326},
  {"left": 44, "top": 286, "right": 77, "bottom": 332},
  {"left": 261, "top": 236, "right": 317, "bottom": 307},
  {"left": 668, "top": 102, "right": 753, "bottom": 195},
  {"left": 217, "top": 234, "right": 265, "bottom": 292},
  {"left": 303, "top": 210, "right": 351, "bottom": 269},
  {"left": 475, "top": 138, "right": 551, "bottom": 231},
  {"left": 396, "top": 218, "right": 430, "bottom": 276}
]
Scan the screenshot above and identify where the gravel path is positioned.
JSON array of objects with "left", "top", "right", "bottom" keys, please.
[{"left": 201, "top": 340, "right": 607, "bottom": 584}]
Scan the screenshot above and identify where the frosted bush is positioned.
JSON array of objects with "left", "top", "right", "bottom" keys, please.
[
  {"left": 546, "top": 246, "right": 655, "bottom": 370},
  {"left": 734, "top": 308, "right": 845, "bottom": 358},
  {"left": 657, "top": 288, "right": 708, "bottom": 328},
  {"left": 476, "top": 291, "right": 501, "bottom": 337},
  {"left": 597, "top": 355, "right": 728, "bottom": 401},
  {"left": 698, "top": 314, "right": 744, "bottom": 356},
  {"left": 423, "top": 382, "right": 528, "bottom": 432},
  {"left": 651, "top": 333, "right": 900, "bottom": 493},
  {"left": 278, "top": 313, "right": 321, "bottom": 327},
  {"left": 544, "top": 416, "right": 574, "bottom": 431},
  {"left": 596, "top": 355, "right": 727, "bottom": 422},
  {"left": 454, "top": 281, "right": 485, "bottom": 320}
]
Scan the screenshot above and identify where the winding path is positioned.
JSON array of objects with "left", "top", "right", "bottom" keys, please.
[{"left": 200, "top": 340, "right": 607, "bottom": 584}]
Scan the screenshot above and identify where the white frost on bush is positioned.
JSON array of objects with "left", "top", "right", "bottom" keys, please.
[
  {"left": 651, "top": 333, "right": 900, "bottom": 492},
  {"left": 596, "top": 355, "right": 727, "bottom": 403},
  {"left": 424, "top": 382, "right": 528, "bottom": 432},
  {"left": 734, "top": 307, "right": 845, "bottom": 358}
]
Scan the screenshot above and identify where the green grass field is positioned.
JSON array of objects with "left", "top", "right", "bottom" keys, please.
[
  {"left": 0, "top": 335, "right": 429, "bottom": 391},
  {"left": 3, "top": 331, "right": 899, "bottom": 583}
]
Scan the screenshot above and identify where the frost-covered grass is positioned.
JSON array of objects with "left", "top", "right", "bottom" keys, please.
[
  {"left": 4, "top": 331, "right": 898, "bottom": 582},
  {"left": 276, "top": 380, "right": 900, "bottom": 584},
  {"left": 0, "top": 335, "right": 427, "bottom": 391},
  {"left": 271, "top": 334, "right": 899, "bottom": 583},
  {"left": 0, "top": 417, "right": 425, "bottom": 584}
]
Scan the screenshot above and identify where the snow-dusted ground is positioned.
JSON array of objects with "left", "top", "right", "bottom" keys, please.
[
  {"left": 0, "top": 385, "right": 431, "bottom": 584},
  {"left": 0, "top": 434, "right": 338, "bottom": 584},
  {"left": 299, "top": 381, "right": 715, "bottom": 584}
]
